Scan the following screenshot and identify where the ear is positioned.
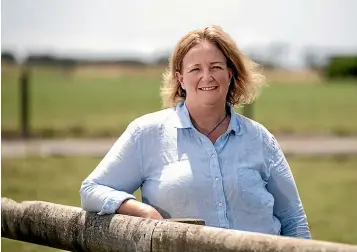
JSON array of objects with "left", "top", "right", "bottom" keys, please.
[
  {"left": 228, "top": 68, "right": 233, "bottom": 81},
  {"left": 175, "top": 71, "right": 185, "bottom": 89}
]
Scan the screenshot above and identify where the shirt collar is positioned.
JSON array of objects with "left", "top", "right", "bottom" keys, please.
[
  {"left": 172, "top": 101, "right": 194, "bottom": 129},
  {"left": 172, "top": 101, "right": 242, "bottom": 135}
]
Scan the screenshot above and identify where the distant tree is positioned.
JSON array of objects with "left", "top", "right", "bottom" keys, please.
[
  {"left": 266, "top": 42, "right": 290, "bottom": 69},
  {"left": 1, "top": 51, "right": 16, "bottom": 63},
  {"left": 304, "top": 47, "right": 324, "bottom": 71},
  {"left": 27, "top": 55, "right": 57, "bottom": 65},
  {"left": 323, "top": 55, "right": 357, "bottom": 80},
  {"left": 155, "top": 55, "right": 170, "bottom": 66}
]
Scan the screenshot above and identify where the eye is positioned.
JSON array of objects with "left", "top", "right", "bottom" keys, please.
[
  {"left": 212, "top": 65, "right": 223, "bottom": 70},
  {"left": 189, "top": 68, "right": 199, "bottom": 72}
]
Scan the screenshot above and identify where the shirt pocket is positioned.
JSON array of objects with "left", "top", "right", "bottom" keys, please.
[{"left": 238, "top": 168, "right": 273, "bottom": 210}]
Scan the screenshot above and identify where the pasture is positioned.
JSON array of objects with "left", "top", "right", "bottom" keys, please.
[{"left": 2, "top": 65, "right": 357, "bottom": 138}]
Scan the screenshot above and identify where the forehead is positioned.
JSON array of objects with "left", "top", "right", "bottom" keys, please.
[{"left": 182, "top": 40, "right": 226, "bottom": 66}]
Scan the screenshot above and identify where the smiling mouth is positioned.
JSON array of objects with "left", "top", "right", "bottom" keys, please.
[{"left": 199, "top": 86, "right": 218, "bottom": 91}]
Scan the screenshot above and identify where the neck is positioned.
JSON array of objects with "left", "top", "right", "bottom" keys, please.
[{"left": 186, "top": 102, "right": 228, "bottom": 134}]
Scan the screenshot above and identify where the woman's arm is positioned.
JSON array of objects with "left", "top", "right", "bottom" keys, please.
[
  {"left": 118, "top": 199, "right": 163, "bottom": 219},
  {"left": 80, "top": 121, "right": 162, "bottom": 219},
  {"left": 263, "top": 131, "right": 311, "bottom": 239}
]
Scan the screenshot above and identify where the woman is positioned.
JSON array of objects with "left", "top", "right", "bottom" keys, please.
[{"left": 80, "top": 25, "right": 311, "bottom": 238}]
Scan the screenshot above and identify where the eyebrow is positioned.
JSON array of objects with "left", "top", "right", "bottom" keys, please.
[
  {"left": 188, "top": 61, "right": 225, "bottom": 68},
  {"left": 210, "top": 61, "right": 225, "bottom": 65}
]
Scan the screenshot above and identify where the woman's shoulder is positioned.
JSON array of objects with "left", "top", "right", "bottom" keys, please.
[
  {"left": 234, "top": 112, "right": 282, "bottom": 160},
  {"left": 234, "top": 112, "right": 268, "bottom": 134},
  {"left": 126, "top": 107, "right": 177, "bottom": 133},
  {"left": 233, "top": 111, "right": 275, "bottom": 144}
]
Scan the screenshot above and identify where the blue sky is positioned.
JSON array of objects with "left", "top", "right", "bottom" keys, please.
[{"left": 2, "top": 0, "right": 357, "bottom": 67}]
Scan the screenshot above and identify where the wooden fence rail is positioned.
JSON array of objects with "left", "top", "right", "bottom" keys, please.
[{"left": 2, "top": 197, "right": 357, "bottom": 252}]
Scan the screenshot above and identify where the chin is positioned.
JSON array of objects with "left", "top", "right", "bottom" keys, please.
[{"left": 201, "top": 99, "right": 222, "bottom": 106}]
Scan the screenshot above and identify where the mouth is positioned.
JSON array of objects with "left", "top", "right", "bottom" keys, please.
[{"left": 199, "top": 86, "right": 218, "bottom": 91}]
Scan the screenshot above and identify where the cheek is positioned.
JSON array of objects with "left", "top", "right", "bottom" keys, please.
[
  {"left": 214, "top": 72, "right": 230, "bottom": 86},
  {"left": 183, "top": 74, "right": 200, "bottom": 87}
]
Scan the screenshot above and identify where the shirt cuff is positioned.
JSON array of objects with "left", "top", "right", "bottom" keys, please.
[{"left": 97, "top": 193, "right": 136, "bottom": 215}]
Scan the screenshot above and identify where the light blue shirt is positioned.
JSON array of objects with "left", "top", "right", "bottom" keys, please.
[{"left": 80, "top": 101, "right": 311, "bottom": 238}]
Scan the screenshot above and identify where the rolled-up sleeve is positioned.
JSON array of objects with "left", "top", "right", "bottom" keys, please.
[
  {"left": 80, "top": 121, "right": 143, "bottom": 215},
  {"left": 263, "top": 131, "right": 311, "bottom": 239}
]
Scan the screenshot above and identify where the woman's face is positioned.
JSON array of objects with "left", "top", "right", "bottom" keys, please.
[{"left": 177, "top": 40, "right": 232, "bottom": 107}]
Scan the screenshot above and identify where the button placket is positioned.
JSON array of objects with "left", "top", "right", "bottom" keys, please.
[{"left": 208, "top": 150, "right": 228, "bottom": 227}]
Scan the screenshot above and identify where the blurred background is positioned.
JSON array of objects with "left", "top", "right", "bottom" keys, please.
[{"left": 1, "top": 0, "right": 357, "bottom": 251}]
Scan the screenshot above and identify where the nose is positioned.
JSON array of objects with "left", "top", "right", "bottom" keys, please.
[{"left": 201, "top": 69, "right": 213, "bottom": 83}]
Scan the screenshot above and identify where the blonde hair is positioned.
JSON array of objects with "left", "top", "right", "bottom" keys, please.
[{"left": 160, "top": 25, "right": 266, "bottom": 108}]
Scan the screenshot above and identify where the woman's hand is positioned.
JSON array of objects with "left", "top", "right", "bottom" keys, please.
[
  {"left": 117, "top": 199, "right": 164, "bottom": 220},
  {"left": 140, "top": 205, "right": 164, "bottom": 220}
]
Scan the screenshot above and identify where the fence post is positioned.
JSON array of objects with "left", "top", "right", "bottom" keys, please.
[{"left": 19, "top": 67, "right": 30, "bottom": 139}]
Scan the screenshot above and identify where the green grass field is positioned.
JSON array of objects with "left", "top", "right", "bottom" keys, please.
[
  {"left": 2, "top": 65, "right": 357, "bottom": 138},
  {"left": 1, "top": 155, "right": 357, "bottom": 251}
]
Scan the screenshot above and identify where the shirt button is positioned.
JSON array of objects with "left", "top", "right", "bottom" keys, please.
[
  {"left": 218, "top": 202, "right": 223, "bottom": 207},
  {"left": 211, "top": 154, "right": 216, "bottom": 158},
  {"left": 215, "top": 177, "right": 220, "bottom": 182}
]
